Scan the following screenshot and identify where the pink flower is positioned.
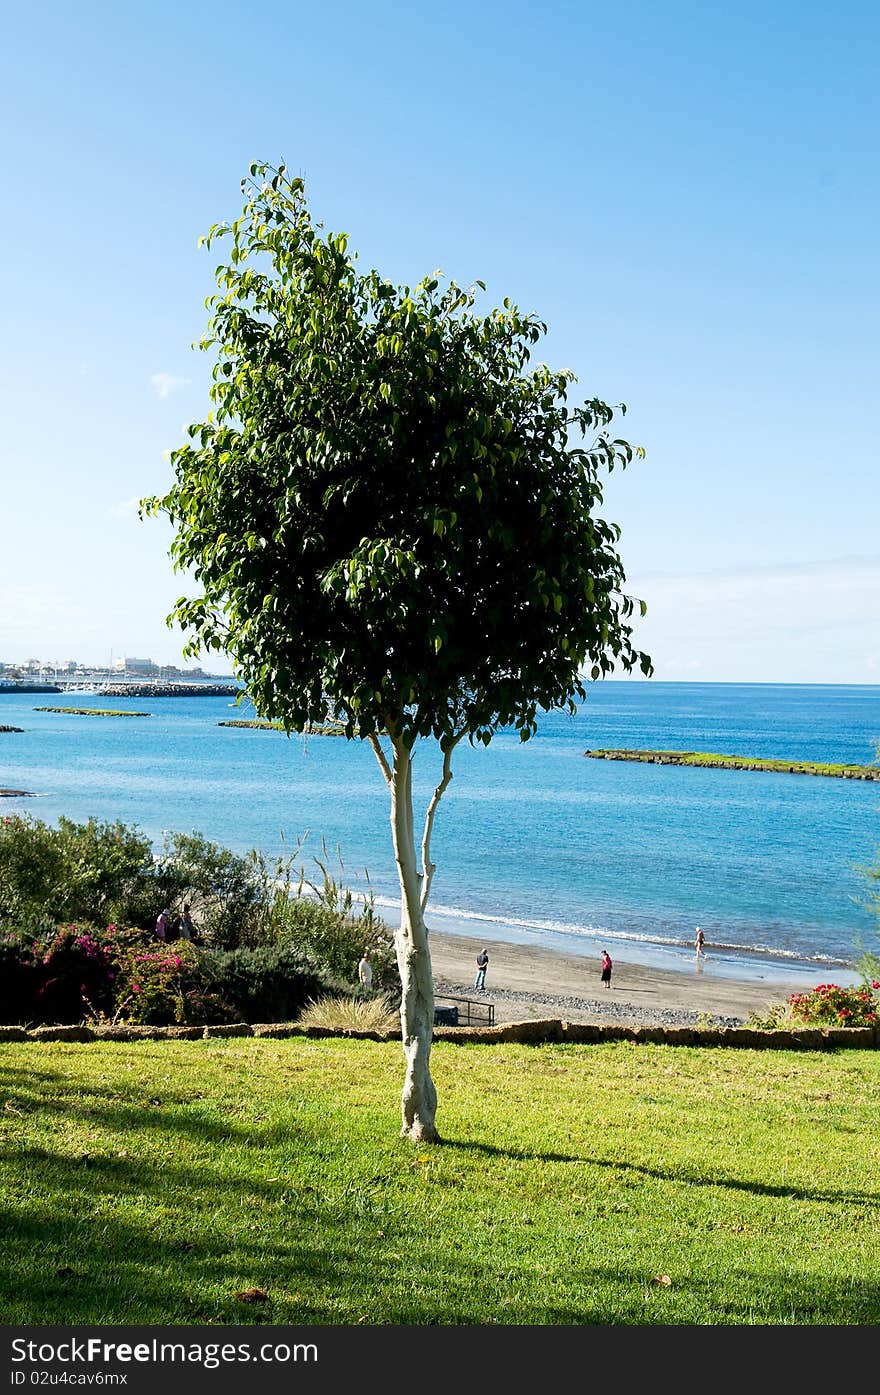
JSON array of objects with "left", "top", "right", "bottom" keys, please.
[{"left": 132, "top": 984, "right": 141, "bottom": 993}]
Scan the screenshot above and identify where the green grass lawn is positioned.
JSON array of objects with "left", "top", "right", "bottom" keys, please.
[{"left": 1, "top": 1039, "right": 879, "bottom": 1325}]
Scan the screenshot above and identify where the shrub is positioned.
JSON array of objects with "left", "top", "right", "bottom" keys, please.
[
  {"left": 0, "top": 927, "right": 40, "bottom": 1024},
  {"left": 0, "top": 815, "right": 183, "bottom": 931},
  {"left": 0, "top": 817, "right": 398, "bottom": 1022},
  {"left": 159, "top": 831, "right": 297, "bottom": 948},
  {"left": 0, "top": 921, "right": 143, "bottom": 1026},
  {"left": 297, "top": 993, "right": 399, "bottom": 1032},
  {"left": 750, "top": 981, "right": 879, "bottom": 1029},
  {"left": 276, "top": 895, "right": 398, "bottom": 991},
  {"left": 195, "top": 944, "right": 326, "bottom": 1022},
  {"left": 112, "top": 941, "right": 201, "bottom": 1026}
]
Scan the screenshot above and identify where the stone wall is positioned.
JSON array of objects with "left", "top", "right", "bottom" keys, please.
[{"left": 1, "top": 1019, "right": 876, "bottom": 1049}]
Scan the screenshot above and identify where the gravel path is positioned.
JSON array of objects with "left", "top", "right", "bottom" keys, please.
[{"left": 434, "top": 978, "right": 745, "bottom": 1029}]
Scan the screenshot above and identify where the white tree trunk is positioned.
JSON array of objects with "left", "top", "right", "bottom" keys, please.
[{"left": 389, "top": 740, "right": 439, "bottom": 1142}]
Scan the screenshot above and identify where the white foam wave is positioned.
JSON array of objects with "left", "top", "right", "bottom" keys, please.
[{"left": 370, "top": 894, "right": 850, "bottom": 967}]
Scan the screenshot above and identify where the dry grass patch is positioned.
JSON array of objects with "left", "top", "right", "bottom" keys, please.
[{"left": 296, "top": 993, "right": 398, "bottom": 1032}]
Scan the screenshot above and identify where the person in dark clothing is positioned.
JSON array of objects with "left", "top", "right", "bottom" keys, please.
[{"left": 474, "top": 948, "right": 489, "bottom": 992}]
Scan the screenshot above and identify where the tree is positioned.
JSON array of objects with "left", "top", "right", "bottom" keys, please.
[{"left": 143, "top": 163, "right": 652, "bottom": 1141}]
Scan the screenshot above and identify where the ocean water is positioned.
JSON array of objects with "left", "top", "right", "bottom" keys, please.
[{"left": 1, "top": 682, "right": 879, "bottom": 985}]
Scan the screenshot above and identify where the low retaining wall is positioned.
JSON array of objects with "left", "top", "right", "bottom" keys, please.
[{"left": 0, "top": 1018, "right": 877, "bottom": 1049}]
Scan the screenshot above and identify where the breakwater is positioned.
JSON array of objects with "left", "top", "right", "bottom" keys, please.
[
  {"left": 584, "top": 749, "right": 880, "bottom": 780},
  {"left": 99, "top": 683, "right": 239, "bottom": 698},
  {"left": 219, "top": 718, "right": 345, "bottom": 734},
  {"left": 34, "top": 707, "right": 151, "bottom": 718}
]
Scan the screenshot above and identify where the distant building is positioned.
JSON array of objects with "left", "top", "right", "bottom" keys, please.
[{"left": 116, "top": 657, "right": 159, "bottom": 675}]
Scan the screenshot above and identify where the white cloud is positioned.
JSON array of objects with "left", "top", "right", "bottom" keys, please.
[
  {"left": 150, "top": 372, "right": 190, "bottom": 400},
  {"left": 628, "top": 556, "right": 880, "bottom": 683}
]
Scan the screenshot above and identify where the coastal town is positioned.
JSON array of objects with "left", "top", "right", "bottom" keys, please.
[{"left": 0, "top": 655, "right": 234, "bottom": 692}]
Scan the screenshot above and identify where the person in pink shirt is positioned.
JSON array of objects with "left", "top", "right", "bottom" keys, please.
[
  {"left": 155, "top": 908, "right": 170, "bottom": 942},
  {"left": 600, "top": 949, "right": 613, "bottom": 989}
]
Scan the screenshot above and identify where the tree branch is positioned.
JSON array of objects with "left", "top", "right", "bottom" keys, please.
[
  {"left": 367, "top": 731, "right": 393, "bottom": 787},
  {"left": 419, "top": 730, "right": 467, "bottom": 913}
]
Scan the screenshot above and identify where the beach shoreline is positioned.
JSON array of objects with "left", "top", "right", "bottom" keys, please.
[{"left": 426, "top": 927, "right": 838, "bottom": 1027}]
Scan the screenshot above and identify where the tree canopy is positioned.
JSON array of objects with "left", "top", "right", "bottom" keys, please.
[{"left": 145, "top": 163, "right": 651, "bottom": 750}]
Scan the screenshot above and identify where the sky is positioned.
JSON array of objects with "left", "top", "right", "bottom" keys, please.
[{"left": 1, "top": 0, "right": 878, "bottom": 681}]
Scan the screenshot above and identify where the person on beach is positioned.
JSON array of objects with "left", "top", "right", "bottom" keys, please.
[
  {"left": 600, "top": 949, "right": 613, "bottom": 989},
  {"left": 155, "top": 907, "right": 170, "bottom": 942},
  {"left": 474, "top": 948, "right": 489, "bottom": 992},
  {"left": 357, "top": 949, "right": 373, "bottom": 994},
  {"left": 695, "top": 926, "right": 705, "bottom": 956}
]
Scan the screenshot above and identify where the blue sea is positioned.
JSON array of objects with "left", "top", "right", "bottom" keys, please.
[{"left": 2, "top": 682, "right": 879, "bottom": 986}]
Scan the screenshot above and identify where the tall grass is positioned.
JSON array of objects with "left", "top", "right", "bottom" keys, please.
[{"left": 297, "top": 993, "right": 398, "bottom": 1032}]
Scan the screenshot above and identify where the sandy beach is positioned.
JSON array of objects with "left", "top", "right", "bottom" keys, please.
[{"left": 427, "top": 928, "right": 820, "bottom": 1026}]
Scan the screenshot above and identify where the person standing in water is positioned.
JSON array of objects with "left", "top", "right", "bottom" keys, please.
[{"left": 695, "top": 926, "right": 706, "bottom": 956}]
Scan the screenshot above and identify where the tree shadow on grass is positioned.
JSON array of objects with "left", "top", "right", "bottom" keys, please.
[
  {"left": 3, "top": 1189, "right": 879, "bottom": 1325},
  {"left": 5, "top": 1061, "right": 880, "bottom": 1206},
  {"left": 2, "top": 1060, "right": 880, "bottom": 1325},
  {"left": 439, "top": 1138, "right": 880, "bottom": 1208}
]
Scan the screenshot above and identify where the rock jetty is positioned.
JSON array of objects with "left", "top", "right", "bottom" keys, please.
[
  {"left": 584, "top": 749, "right": 880, "bottom": 780},
  {"left": 99, "top": 683, "right": 239, "bottom": 698}
]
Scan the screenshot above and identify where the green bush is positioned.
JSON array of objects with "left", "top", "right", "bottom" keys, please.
[
  {"left": 0, "top": 816, "right": 398, "bottom": 1023},
  {"left": 196, "top": 944, "right": 326, "bottom": 1022},
  {"left": 275, "top": 895, "right": 398, "bottom": 991},
  {"left": 0, "top": 815, "right": 183, "bottom": 931},
  {"left": 0, "top": 927, "right": 40, "bottom": 1023},
  {"left": 159, "top": 831, "right": 294, "bottom": 948},
  {"left": 112, "top": 942, "right": 200, "bottom": 1025}
]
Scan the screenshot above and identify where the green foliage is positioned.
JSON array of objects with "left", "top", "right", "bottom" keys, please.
[
  {"left": 0, "top": 816, "right": 396, "bottom": 1024},
  {"left": 159, "top": 831, "right": 289, "bottom": 949},
  {"left": 144, "top": 164, "right": 650, "bottom": 750},
  {"left": 0, "top": 815, "right": 179, "bottom": 930},
  {"left": 113, "top": 942, "right": 198, "bottom": 1025},
  {"left": 0, "top": 925, "right": 42, "bottom": 1023},
  {"left": 0, "top": 922, "right": 141, "bottom": 1026},
  {"left": 857, "top": 948, "right": 880, "bottom": 987},
  {"left": 196, "top": 944, "right": 326, "bottom": 1023},
  {"left": 275, "top": 895, "right": 397, "bottom": 991},
  {"left": 281, "top": 839, "right": 397, "bottom": 988}
]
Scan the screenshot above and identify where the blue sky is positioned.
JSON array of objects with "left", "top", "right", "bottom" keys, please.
[{"left": 1, "top": 0, "right": 878, "bottom": 680}]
